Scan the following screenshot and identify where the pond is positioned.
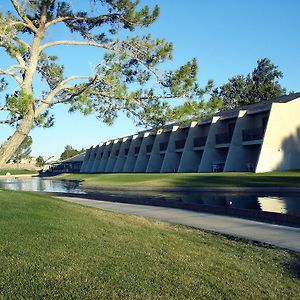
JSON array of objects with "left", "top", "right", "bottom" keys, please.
[
  {"left": 0, "top": 177, "right": 86, "bottom": 194},
  {"left": 1, "top": 177, "right": 300, "bottom": 220}
]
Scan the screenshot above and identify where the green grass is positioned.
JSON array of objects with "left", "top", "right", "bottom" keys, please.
[
  {"left": 58, "top": 171, "right": 300, "bottom": 188},
  {"left": 0, "top": 190, "right": 299, "bottom": 299},
  {"left": 0, "top": 169, "right": 37, "bottom": 175}
]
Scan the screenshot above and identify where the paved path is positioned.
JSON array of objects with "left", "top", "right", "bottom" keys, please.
[{"left": 57, "top": 196, "right": 300, "bottom": 252}]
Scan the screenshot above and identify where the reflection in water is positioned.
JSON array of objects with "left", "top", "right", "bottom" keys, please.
[
  {"left": 258, "top": 197, "right": 287, "bottom": 214},
  {"left": 0, "top": 177, "right": 300, "bottom": 217},
  {"left": 0, "top": 177, "right": 86, "bottom": 194}
]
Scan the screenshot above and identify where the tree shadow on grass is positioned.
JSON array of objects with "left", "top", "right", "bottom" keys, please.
[{"left": 169, "top": 173, "right": 300, "bottom": 187}]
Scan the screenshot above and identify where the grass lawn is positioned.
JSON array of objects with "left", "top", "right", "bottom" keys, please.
[
  {"left": 0, "top": 190, "right": 299, "bottom": 299},
  {"left": 0, "top": 169, "right": 37, "bottom": 176},
  {"left": 58, "top": 171, "right": 300, "bottom": 188}
]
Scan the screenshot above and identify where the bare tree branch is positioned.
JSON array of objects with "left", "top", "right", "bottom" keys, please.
[
  {"left": 0, "top": 68, "right": 22, "bottom": 84},
  {"left": 0, "top": 105, "right": 10, "bottom": 111},
  {"left": 0, "top": 32, "right": 30, "bottom": 49},
  {"left": 10, "top": 0, "right": 38, "bottom": 33},
  {"left": 0, "top": 119, "right": 17, "bottom": 125}
]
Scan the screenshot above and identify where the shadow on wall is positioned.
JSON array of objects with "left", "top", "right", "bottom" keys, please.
[{"left": 276, "top": 127, "right": 300, "bottom": 171}]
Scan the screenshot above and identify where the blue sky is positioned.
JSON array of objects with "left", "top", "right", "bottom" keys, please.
[{"left": 1, "top": 0, "right": 300, "bottom": 157}]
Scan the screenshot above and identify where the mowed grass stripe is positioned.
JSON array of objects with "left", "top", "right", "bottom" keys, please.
[
  {"left": 59, "top": 171, "right": 300, "bottom": 188},
  {"left": 0, "top": 190, "right": 299, "bottom": 299}
]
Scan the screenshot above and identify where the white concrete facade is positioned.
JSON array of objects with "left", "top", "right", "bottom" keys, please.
[{"left": 81, "top": 93, "right": 300, "bottom": 173}]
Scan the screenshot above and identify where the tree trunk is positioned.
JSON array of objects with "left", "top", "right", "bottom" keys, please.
[{"left": 0, "top": 110, "right": 34, "bottom": 167}]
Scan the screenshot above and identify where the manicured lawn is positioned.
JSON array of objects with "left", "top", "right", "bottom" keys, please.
[
  {"left": 58, "top": 171, "right": 300, "bottom": 188},
  {"left": 0, "top": 169, "right": 37, "bottom": 175},
  {"left": 0, "top": 190, "right": 299, "bottom": 299}
]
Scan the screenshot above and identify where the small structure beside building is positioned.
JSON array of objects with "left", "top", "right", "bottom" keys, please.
[{"left": 43, "top": 153, "right": 85, "bottom": 174}]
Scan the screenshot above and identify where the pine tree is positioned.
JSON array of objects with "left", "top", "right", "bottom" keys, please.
[{"left": 0, "top": 0, "right": 203, "bottom": 166}]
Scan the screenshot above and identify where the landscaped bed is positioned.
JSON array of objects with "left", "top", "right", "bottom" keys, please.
[{"left": 0, "top": 190, "right": 299, "bottom": 299}]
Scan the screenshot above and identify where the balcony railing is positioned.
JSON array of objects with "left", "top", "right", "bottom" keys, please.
[
  {"left": 193, "top": 136, "right": 207, "bottom": 147},
  {"left": 159, "top": 142, "right": 168, "bottom": 151},
  {"left": 175, "top": 139, "right": 186, "bottom": 149},
  {"left": 242, "top": 127, "right": 264, "bottom": 142},
  {"left": 134, "top": 147, "right": 140, "bottom": 154},
  {"left": 146, "top": 144, "right": 153, "bottom": 153},
  {"left": 215, "top": 133, "right": 231, "bottom": 144}
]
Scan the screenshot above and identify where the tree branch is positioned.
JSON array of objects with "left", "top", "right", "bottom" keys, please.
[
  {"left": 0, "top": 68, "right": 22, "bottom": 84},
  {"left": 35, "top": 75, "right": 94, "bottom": 116},
  {"left": 0, "top": 118, "right": 17, "bottom": 125},
  {"left": 40, "top": 40, "right": 158, "bottom": 76},
  {"left": 45, "top": 13, "right": 128, "bottom": 29},
  {"left": 0, "top": 105, "right": 10, "bottom": 111},
  {"left": 0, "top": 40, "right": 26, "bottom": 68},
  {"left": 10, "top": 0, "right": 38, "bottom": 33},
  {"left": 0, "top": 32, "right": 30, "bottom": 49}
]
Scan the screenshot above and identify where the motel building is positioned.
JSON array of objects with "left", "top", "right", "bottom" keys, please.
[{"left": 81, "top": 92, "right": 300, "bottom": 174}]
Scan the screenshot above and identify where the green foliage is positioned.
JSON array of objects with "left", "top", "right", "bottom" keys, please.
[
  {"left": 37, "top": 53, "right": 64, "bottom": 89},
  {"left": 11, "top": 136, "right": 32, "bottom": 163},
  {"left": 34, "top": 110, "right": 55, "bottom": 128},
  {"left": 6, "top": 91, "right": 33, "bottom": 117},
  {"left": 0, "top": 78, "right": 7, "bottom": 92},
  {"left": 1, "top": 1, "right": 211, "bottom": 133},
  {"left": 60, "top": 145, "right": 83, "bottom": 161},
  {"left": 211, "top": 58, "right": 286, "bottom": 110},
  {"left": 36, "top": 155, "right": 45, "bottom": 167}
]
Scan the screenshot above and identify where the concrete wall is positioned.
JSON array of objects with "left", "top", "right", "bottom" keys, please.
[
  {"left": 91, "top": 143, "right": 105, "bottom": 172},
  {"left": 178, "top": 122, "right": 209, "bottom": 172},
  {"left": 80, "top": 147, "right": 92, "bottom": 172},
  {"left": 105, "top": 139, "right": 121, "bottom": 172},
  {"left": 224, "top": 110, "right": 268, "bottom": 172},
  {"left": 84, "top": 145, "right": 98, "bottom": 173},
  {"left": 256, "top": 99, "right": 300, "bottom": 172},
  {"left": 123, "top": 135, "right": 143, "bottom": 172},
  {"left": 199, "top": 116, "right": 237, "bottom": 172},
  {"left": 80, "top": 96, "right": 300, "bottom": 173},
  {"left": 198, "top": 116, "right": 220, "bottom": 172},
  {"left": 97, "top": 141, "right": 113, "bottom": 172},
  {"left": 134, "top": 132, "right": 155, "bottom": 172},
  {"left": 113, "top": 137, "right": 132, "bottom": 172},
  {"left": 160, "top": 125, "right": 185, "bottom": 172},
  {"left": 146, "top": 129, "right": 171, "bottom": 172}
]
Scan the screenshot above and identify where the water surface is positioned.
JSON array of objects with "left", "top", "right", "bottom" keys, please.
[{"left": 1, "top": 177, "right": 300, "bottom": 218}]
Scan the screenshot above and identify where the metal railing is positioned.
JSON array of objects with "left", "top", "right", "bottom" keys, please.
[
  {"left": 193, "top": 136, "right": 207, "bottom": 147},
  {"left": 215, "top": 133, "right": 231, "bottom": 144},
  {"left": 242, "top": 127, "right": 264, "bottom": 141}
]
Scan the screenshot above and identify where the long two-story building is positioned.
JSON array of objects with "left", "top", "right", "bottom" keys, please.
[{"left": 81, "top": 93, "right": 300, "bottom": 173}]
